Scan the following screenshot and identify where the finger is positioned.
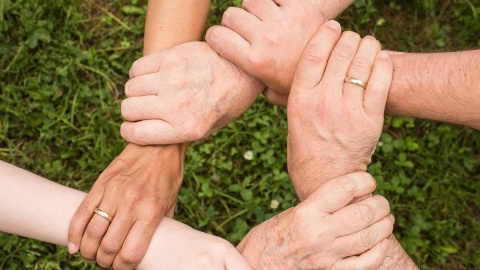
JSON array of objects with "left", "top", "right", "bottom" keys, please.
[
  {"left": 242, "top": 0, "right": 280, "bottom": 20},
  {"left": 320, "top": 31, "right": 361, "bottom": 95},
  {"left": 221, "top": 7, "right": 260, "bottom": 41},
  {"left": 263, "top": 88, "right": 288, "bottom": 107},
  {"left": 333, "top": 214, "right": 394, "bottom": 256},
  {"left": 121, "top": 96, "right": 166, "bottom": 122},
  {"left": 129, "top": 52, "right": 165, "bottom": 78},
  {"left": 68, "top": 184, "right": 104, "bottom": 254},
  {"left": 120, "top": 120, "right": 180, "bottom": 145},
  {"left": 224, "top": 247, "right": 254, "bottom": 270},
  {"left": 343, "top": 36, "right": 381, "bottom": 104},
  {"left": 331, "top": 239, "right": 390, "bottom": 270},
  {"left": 96, "top": 211, "right": 136, "bottom": 268},
  {"left": 306, "top": 172, "right": 377, "bottom": 214},
  {"left": 206, "top": 25, "right": 251, "bottom": 70},
  {"left": 112, "top": 220, "right": 159, "bottom": 269},
  {"left": 327, "top": 195, "right": 391, "bottom": 237},
  {"left": 290, "top": 20, "right": 342, "bottom": 93},
  {"left": 363, "top": 51, "right": 393, "bottom": 117},
  {"left": 80, "top": 196, "right": 117, "bottom": 261},
  {"left": 124, "top": 73, "right": 161, "bottom": 97}
]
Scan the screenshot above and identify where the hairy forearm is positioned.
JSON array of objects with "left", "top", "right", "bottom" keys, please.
[
  {"left": 377, "top": 235, "right": 419, "bottom": 270},
  {"left": 386, "top": 50, "right": 480, "bottom": 129}
]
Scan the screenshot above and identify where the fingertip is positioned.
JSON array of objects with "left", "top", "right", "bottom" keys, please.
[
  {"left": 68, "top": 242, "right": 78, "bottom": 254},
  {"left": 326, "top": 20, "right": 341, "bottom": 30},
  {"left": 205, "top": 26, "right": 220, "bottom": 43}
]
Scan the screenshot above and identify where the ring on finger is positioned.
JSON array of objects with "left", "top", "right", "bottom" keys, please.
[
  {"left": 94, "top": 208, "right": 114, "bottom": 222},
  {"left": 345, "top": 76, "right": 367, "bottom": 89}
]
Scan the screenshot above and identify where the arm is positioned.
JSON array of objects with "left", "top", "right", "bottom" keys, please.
[
  {"left": 118, "top": 0, "right": 355, "bottom": 145},
  {"left": 68, "top": 1, "right": 211, "bottom": 269},
  {"left": 386, "top": 51, "right": 480, "bottom": 130},
  {"left": 0, "top": 161, "right": 251, "bottom": 269}
]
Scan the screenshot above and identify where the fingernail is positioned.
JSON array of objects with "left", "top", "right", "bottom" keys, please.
[
  {"left": 381, "top": 239, "right": 390, "bottom": 251},
  {"left": 327, "top": 20, "right": 341, "bottom": 30},
  {"left": 68, "top": 242, "right": 77, "bottom": 254},
  {"left": 377, "top": 51, "right": 389, "bottom": 59}
]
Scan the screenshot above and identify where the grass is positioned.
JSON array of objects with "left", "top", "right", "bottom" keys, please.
[{"left": 1, "top": 0, "right": 479, "bottom": 269}]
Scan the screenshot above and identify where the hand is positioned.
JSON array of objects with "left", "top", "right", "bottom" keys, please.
[
  {"left": 286, "top": 21, "right": 393, "bottom": 200},
  {"left": 206, "top": 0, "right": 325, "bottom": 106},
  {"left": 237, "top": 172, "right": 394, "bottom": 270},
  {"left": 68, "top": 144, "right": 186, "bottom": 269},
  {"left": 138, "top": 218, "right": 252, "bottom": 270},
  {"left": 120, "top": 41, "right": 265, "bottom": 145}
]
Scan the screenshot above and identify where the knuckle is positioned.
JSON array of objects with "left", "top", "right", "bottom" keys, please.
[
  {"left": 86, "top": 222, "right": 106, "bottom": 239},
  {"left": 100, "top": 238, "right": 122, "bottom": 255},
  {"left": 332, "top": 43, "right": 356, "bottom": 61},
  {"left": 247, "top": 52, "right": 268, "bottom": 70},
  {"left": 359, "top": 228, "right": 376, "bottom": 249},
  {"left": 353, "top": 171, "right": 376, "bottom": 191},
  {"left": 338, "top": 174, "right": 358, "bottom": 193},
  {"left": 357, "top": 203, "right": 376, "bottom": 224},
  {"left": 303, "top": 44, "right": 328, "bottom": 64},
  {"left": 375, "top": 195, "right": 390, "bottom": 212},
  {"left": 350, "top": 57, "right": 372, "bottom": 72},
  {"left": 292, "top": 204, "right": 311, "bottom": 224},
  {"left": 118, "top": 248, "right": 142, "bottom": 266}
]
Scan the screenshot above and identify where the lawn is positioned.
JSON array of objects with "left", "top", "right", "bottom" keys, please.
[{"left": 1, "top": 0, "right": 479, "bottom": 269}]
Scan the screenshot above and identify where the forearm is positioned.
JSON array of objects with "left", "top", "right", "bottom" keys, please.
[
  {"left": 130, "top": 0, "right": 212, "bottom": 202},
  {"left": 0, "top": 161, "right": 242, "bottom": 269},
  {"left": 386, "top": 50, "right": 480, "bottom": 129},
  {"left": 308, "top": 0, "right": 354, "bottom": 19},
  {"left": 144, "top": 0, "right": 210, "bottom": 54}
]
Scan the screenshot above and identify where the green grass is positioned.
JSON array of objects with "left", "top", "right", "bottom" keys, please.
[{"left": 1, "top": 0, "right": 479, "bottom": 269}]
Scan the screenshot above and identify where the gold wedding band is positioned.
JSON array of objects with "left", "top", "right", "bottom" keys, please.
[
  {"left": 345, "top": 76, "right": 367, "bottom": 89},
  {"left": 94, "top": 208, "right": 114, "bottom": 222}
]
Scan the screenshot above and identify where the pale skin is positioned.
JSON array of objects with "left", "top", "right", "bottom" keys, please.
[
  {"left": 0, "top": 161, "right": 251, "bottom": 270},
  {"left": 67, "top": 0, "right": 212, "bottom": 269},
  {"left": 0, "top": 161, "right": 390, "bottom": 269}
]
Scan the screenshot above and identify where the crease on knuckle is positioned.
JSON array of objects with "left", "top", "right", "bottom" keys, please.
[
  {"left": 350, "top": 57, "right": 372, "bottom": 73},
  {"left": 333, "top": 43, "right": 356, "bottom": 61},
  {"left": 303, "top": 43, "right": 327, "bottom": 64},
  {"left": 338, "top": 174, "right": 358, "bottom": 194},
  {"left": 100, "top": 238, "right": 122, "bottom": 255},
  {"left": 359, "top": 226, "right": 375, "bottom": 249},
  {"left": 357, "top": 203, "right": 375, "bottom": 224},
  {"left": 86, "top": 222, "right": 106, "bottom": 239},
  {"left": 118, "top": 248, "right": 142, "bottom": 266}
]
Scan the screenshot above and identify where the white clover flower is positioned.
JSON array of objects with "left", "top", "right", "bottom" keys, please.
[
  {"left": 243, "top": 150, "right": 253, "bottom": 160},
  {"left": 270, "top": 199, "right": 280, "bottom": 209},
  {"left": 377, "top": 141, "right": 384, "bottom": 147}
]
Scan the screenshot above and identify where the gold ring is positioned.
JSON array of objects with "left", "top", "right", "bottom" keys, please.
[
  {"left": 94, "top": 208, "right": 114, "bottom": 222},
  {"left": 345, "top": 76, "right": 367, "bottom": 89}
]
